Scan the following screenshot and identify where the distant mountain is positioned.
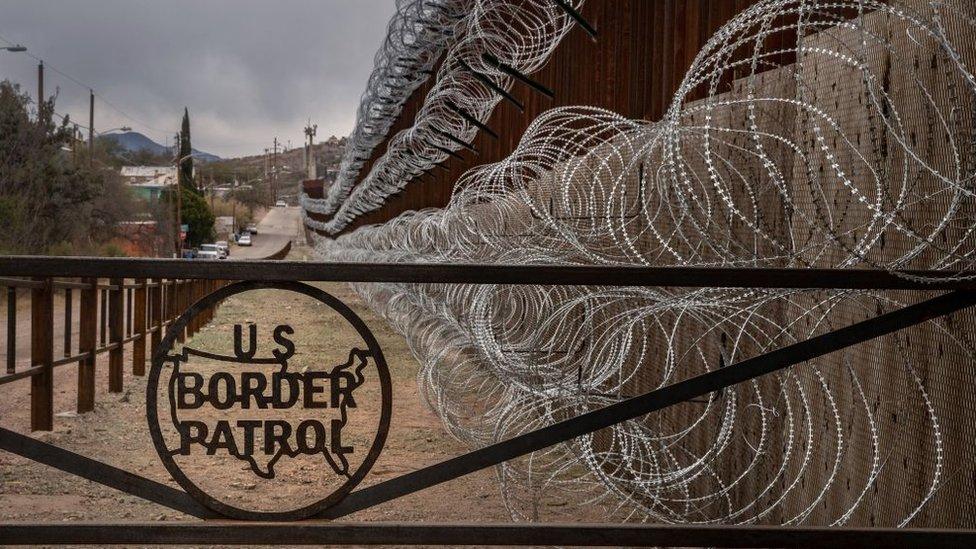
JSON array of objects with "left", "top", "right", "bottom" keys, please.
[{"left": 100, "top": 131, "right": 220, "bottom": 163}]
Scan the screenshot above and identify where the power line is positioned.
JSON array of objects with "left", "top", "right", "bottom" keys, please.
[{"left": 0, "top": 28, "right": 174, "bottom": 140}]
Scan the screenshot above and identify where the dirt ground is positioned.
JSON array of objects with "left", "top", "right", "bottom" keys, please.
[{"left": 0, "top": 243, "right": 519, "bottom": 547}]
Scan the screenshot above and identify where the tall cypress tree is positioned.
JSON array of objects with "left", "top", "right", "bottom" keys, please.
[
  {"left": 172, "top": 106, "right": 213, "bottom": 246},
  {"left": 178, "top": 107, "right": 196, "bottom": 192}
]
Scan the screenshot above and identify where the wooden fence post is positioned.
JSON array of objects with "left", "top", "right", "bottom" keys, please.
[
  {"left": 193, "top": 280, "right": 204, "bottom": 333},
  {"left": 77, "top": 278, "right": 97, "bottom": 413},
  {"left": 99, "top": 287, "right": 107, "bottom": 346},
  {"left": 186, "top": 281, "right": 196, "bottom": 337},
  {"left": 63, "top": 288, "right": 72, "bottom": 357},
  {"left": 165, "top": 280, "right": 174, "bottom": 336},
  {"left": 204, "top": 280, "right": 214, "bottom": 324},
  {"left": 150, "top": 278, "right": 162, "bottom": 360},
  {"left": 133, "top": 278, "right": 147, "bottom": 376},
  {"left": 30, "top": 277, "right": 53, "bottom": 431},
  {"left": 177, "top": 281, "right": 186, "bottom": 343},
  {"left": 6, "top": 286, "right": 15, "bottom": 375},
  {"left": 108, "top": 278, "right": 124, "bottom": 393}
]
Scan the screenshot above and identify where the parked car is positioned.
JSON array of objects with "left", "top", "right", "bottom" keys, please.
[
  {"left": 246, "top": 223, "right": 258, "bottom": 235},
  {"left": 275, "top": 199, "right": 287, "bottom": 208},
  {"left": 199, "top": 243, "right": 224, "bottom": 259},
  {"left": 238, "top": 233, "right": 252, "bottom": 247},
  {"left": 215, "top": 240, "right": 229, "bottom": 258}
]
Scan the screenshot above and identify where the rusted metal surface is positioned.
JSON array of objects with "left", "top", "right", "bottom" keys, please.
[
  {"left": 1, "top": 521, "right": 974, "bottom": 547},
  {"left": 0, "top": 256, "right": 973, "bottom": 289},
  {"left": 146, "top": 281, "right": 392, "bottom": 521},
  {"left": 2, "top": 257, "right": 973, "bottom": 544},
  {"left": 304, "top": 1, "right": 769, "bottom": 234}
]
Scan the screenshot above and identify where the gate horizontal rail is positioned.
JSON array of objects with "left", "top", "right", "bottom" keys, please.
[
  {"left": 1, "top": 521, "right": 972, "bottom": 547},
  {"left": 0, "top": 255, "right": 974, "bottom": 289}
]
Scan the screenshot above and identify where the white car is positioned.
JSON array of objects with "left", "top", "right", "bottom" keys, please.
[
  {"left": 275, "top": 200, "right": 287, "bottom": 207},
  {"left": 199, "top": 243, "right": 224, "bottom": 259},
  {"left": 215, "top": 240, "right": 229, "bottom": 258},
  {"left": 238, "top": 233, "right": 252, "bottom": 246}
]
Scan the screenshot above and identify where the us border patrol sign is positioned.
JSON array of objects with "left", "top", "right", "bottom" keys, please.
[{"left": 146, "top": 281, "right": 392, "bottom": 521}]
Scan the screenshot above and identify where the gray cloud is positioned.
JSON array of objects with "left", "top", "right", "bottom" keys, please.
[{"left": 0, "top": 0, "right": 396, "bottom": 157}]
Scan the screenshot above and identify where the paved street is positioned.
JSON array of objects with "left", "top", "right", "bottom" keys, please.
[{"left": 229, "top": 206, "right": 301, "bottom": 259}]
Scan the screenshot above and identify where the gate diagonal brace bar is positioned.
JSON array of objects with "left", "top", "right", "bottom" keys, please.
[
  {"left": 319, "top": 290, "right": 976, "bottom": 519},
  {"left": 0, "top": 286, "right": 972, "bottom": 528},
  {"left": 0, "top": 427, "right": 219, "bottom": 519},
  {"left": 1, "top": 521, "right": 974, "bottom": 547}
]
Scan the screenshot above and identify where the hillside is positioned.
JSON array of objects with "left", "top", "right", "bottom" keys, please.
[
  {"left": 201, "top": 136, "right": 347, "bottom": 203},
  {"left": 99, "top": 131, "right": 220, "bottom": 163}
]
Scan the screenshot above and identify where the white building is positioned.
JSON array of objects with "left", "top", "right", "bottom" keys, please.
[{"left": 121, "top": 166, "right": 177, "bottom": 201}]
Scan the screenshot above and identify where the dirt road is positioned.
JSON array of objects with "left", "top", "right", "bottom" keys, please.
[{"left": 2, "top": 207, "right": 299, "bottom": 373}]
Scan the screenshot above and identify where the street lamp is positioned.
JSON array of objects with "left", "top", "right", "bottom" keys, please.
[
  {"left": 171, "top": 152, "right": 195, "bottom": 257},
  {"left": 100, "top": 126, "right": 132, "bottom": 134},
  {"left": 0, "top": 46, "right": 42, "bottom": 113}
]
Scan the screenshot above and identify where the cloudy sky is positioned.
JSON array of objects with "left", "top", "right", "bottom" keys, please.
[{"left": 0, "top": 0, "right": 396, "bottom": 158}]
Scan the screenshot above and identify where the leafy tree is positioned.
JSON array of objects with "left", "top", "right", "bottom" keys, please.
[
  {"left": 160, "top": 185, "right": 215, "bottom": 248},
  {"left": 0, "top": 80, "right": 121, "bottom": 254}
]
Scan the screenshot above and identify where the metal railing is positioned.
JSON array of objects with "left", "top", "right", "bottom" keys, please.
[{"left": 0, "top": 254, "right": 974, "bottom": 546}]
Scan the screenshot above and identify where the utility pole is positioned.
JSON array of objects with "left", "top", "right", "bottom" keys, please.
[
  {"left": 304, "top": 121, "right": 318, "bottom": 180},
  {"left": 232, "top": 169, "right": 238, "bottom": 233},
  {"left": 173, "top": 132, "right": 183, "bottom": 257},
  {"left": 88, "top": 90, "right": 94, "bottom": 167},
  {"left": 37, "top": 61, "right": 44, "bottom": 111},
  {"left": 273, "top": 137, "right": 279, "bottom": 204},
  {"left": 71, "top": 125, "right": 80, "bottom": 163},
  {"left": 264, "top": 147, "right": 270, "bottom": 205}
]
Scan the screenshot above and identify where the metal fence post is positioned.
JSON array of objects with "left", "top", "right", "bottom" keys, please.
[
  {"left": 108, "top": 278, "right": 123, "bottom": 393},
  {"left": 133, "top": 278, "right": 147, "bottom": 376},
  {"left": 30, "top": 277, "right": 53, "bottom": 431},
  {"left": 77, "top": 278, "right": 97, "bottom": 413}
]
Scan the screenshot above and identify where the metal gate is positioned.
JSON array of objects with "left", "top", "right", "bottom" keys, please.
[{"left": 1, "top": 256, "right": 975, "bottom": 547}]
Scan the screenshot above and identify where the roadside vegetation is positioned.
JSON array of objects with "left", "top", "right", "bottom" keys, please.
[
  {"left": 0, "top": 80, "right": 140, "bottom": 255},
  {"left": 0, "top": 80, "right": 228, "bottom": 256}
]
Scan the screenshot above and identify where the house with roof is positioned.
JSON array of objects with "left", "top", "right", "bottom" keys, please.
[{"left": 121, "top": 166, "right": 178, "bottom": 201}]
